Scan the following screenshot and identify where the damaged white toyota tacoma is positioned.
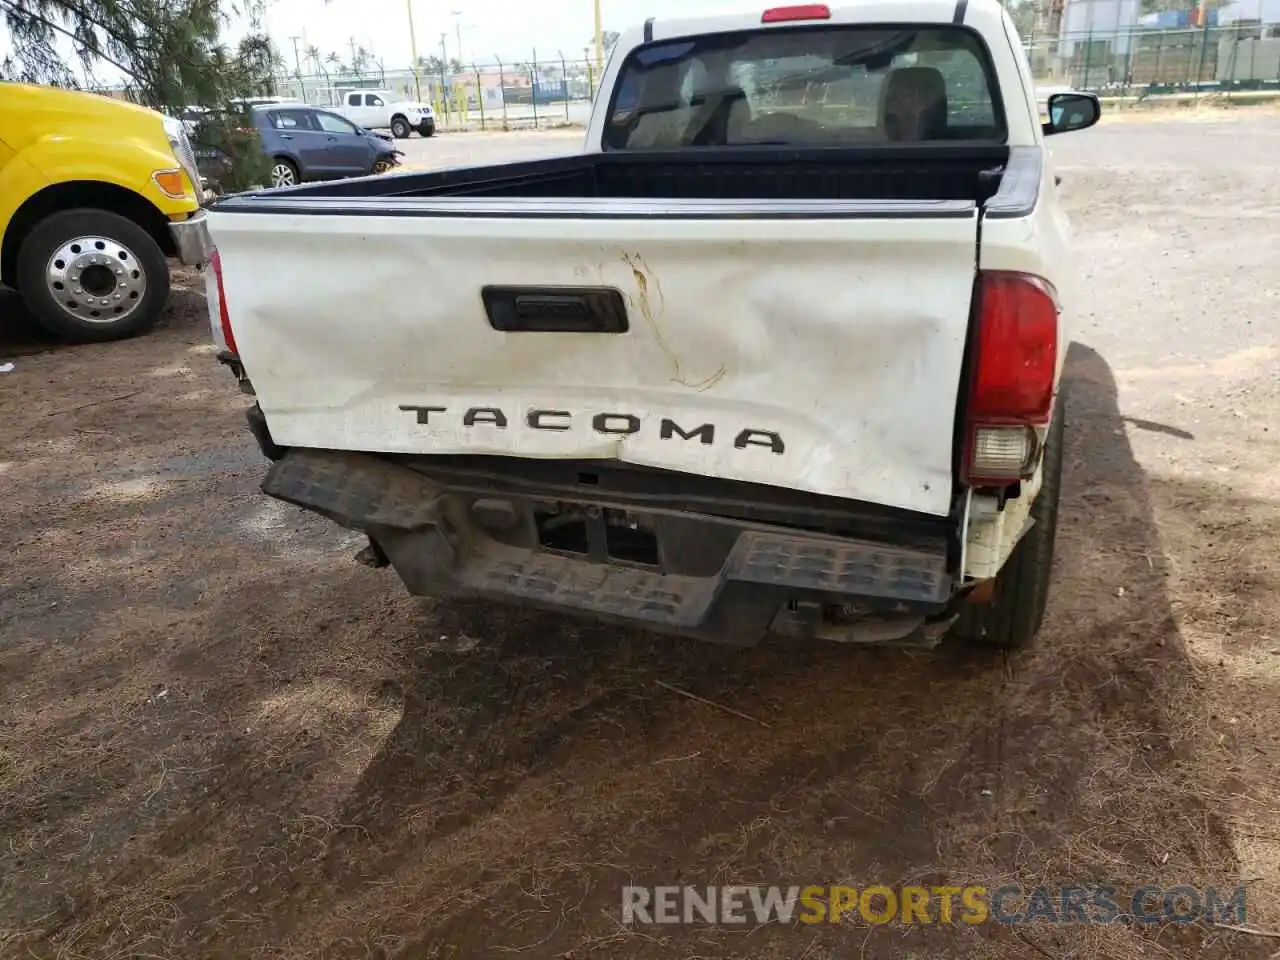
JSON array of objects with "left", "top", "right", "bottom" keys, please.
[{"left": 202, "top": 0, "right": 1100, "bottom": 649}]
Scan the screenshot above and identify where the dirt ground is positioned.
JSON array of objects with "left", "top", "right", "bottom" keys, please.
[{"left": 2, "top": 113, "right": 1280, "bottom": 960}]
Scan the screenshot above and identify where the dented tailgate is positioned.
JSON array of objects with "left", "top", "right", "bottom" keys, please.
[{"left": 208, "top": 198, "right": 979, "bottom": 517}]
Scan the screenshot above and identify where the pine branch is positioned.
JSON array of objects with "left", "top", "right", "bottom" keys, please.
[{"left": 0, "top": 0, "right": 137, "bottom": 78}]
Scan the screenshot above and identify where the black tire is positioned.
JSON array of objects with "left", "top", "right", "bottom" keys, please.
[
  {"left": 390, "top": 116, "right": 411, "bottom": 139},
  {"left": 418, "top": 119, "right": 435, "bottom": 137},
  {"left": 948, "top": 403, "right": 1066, "bottom": 650},
  {"left": 269, "top": 157, "right": 300, "bottom": 189},
  {"left": 16, "top": 208, "right": 170, "bottom": 344}
]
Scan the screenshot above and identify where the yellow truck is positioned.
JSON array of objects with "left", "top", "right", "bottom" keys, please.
[{"left": 0, "top": 83, "right": 213, "bottom": 342}]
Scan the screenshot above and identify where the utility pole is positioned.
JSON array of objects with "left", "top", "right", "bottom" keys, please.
[
  {"left": 440, "top": 32, "right": 450, "bottom": 118},
  {"left": 349, "top": 36, "right": 359, "bottom": 73},
  {"left": 406, "top": 0, "right": 422, "bottom": 101},
  {"left": 288, "top": 35, "right": 304, "bottom": 99},
  {"left": 593, "top": 0, "right": 604, "bottom": 75},
  {"left": 449, "top": 10, "right": 464, "bottom": 67}
]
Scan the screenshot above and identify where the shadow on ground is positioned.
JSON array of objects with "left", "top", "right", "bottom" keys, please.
[
  {"left": 1, "top": 342, "right": 1274, "bottom": 960},
  {"left": 0, "top": 290, "right": 55, "bottom": 357},
  {"left": 0, "top": 270, "right": 207, "bottom": 359}
]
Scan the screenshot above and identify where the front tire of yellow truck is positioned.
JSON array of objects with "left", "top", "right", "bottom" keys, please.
[{"left": 17, "top": 208, "right": 170, "bottom": 344}]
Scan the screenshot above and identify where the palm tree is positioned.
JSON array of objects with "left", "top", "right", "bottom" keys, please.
[
  {"left": 354, "top": 45, "right": 374, "bottom": 77},
  {"left": 306, "top": 45, "right": 329, "bottom": 93},
  {"left": 323, "top": 51, "right": 346, "bottom": 95}
]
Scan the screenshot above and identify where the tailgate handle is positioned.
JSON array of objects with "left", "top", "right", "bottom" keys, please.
[{"left": 482, "top": 286, "right": 629, "bottom": 334}]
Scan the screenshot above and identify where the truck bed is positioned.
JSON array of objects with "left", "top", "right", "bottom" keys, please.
[{"left": 228, "top": 145, "right": 1015, "bottom": 205}]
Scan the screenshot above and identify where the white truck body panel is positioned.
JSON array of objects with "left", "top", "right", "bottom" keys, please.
[
  {"left": 336, "top": 89, "right": 432, "bottom": 131},
  {"left": 210, "top": 201, "right": 980, "bottom": 516}
]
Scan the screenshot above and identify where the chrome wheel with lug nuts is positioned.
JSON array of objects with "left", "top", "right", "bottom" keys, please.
[
  {"left": 16, "top": 208, "right": 170, "bottom": 343},
  {"left": 270, "top": 160, "right": 298, "bottom": 188},
  {"left": 45, "top": 235, "right": 147, "bottom": 326}
]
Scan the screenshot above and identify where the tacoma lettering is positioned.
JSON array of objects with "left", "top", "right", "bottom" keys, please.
[
  {"left": 400, "top": 406, "right": 784, "bottom": 454},
  {"left": 399, "top": 404, "right": 447, "bottom": 425},
  {"left": 660, "top": 419, "right": 714, "bottom": 445},
  {"left": 593, "top": 413, "right": 641, "bottom": 435},
  {"left": 463, "top": 407, "right": 507, "bottom": 428},
  {"left": 527, "top": 409, "right": 571, "bottom": 430},
  {"left": 735, "top": 429, "right": 785, "bottom": 454}
]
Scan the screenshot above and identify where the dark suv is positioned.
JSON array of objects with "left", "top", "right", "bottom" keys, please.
[
  {"left": 252, "top": 105, "right": 401, "bottom": 187},
  {"left": 191, "top": 104, "right": 402, "bottom": 191}
]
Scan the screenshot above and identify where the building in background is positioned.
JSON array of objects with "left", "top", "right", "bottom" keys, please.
[
  {"left": 1215, "top": 0, "right": 1280, "bottom": 22},
  {"left": 1057, "top": 0, "right": 1143, "bottom": 56}
]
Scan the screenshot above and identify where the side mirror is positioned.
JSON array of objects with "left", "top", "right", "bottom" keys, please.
[{"left": 1043, "top": 91, "right": 1101, "bottom": 136}]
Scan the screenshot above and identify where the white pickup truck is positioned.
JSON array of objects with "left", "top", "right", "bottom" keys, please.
[
  {"left": 202, "top": 0, "right": 1100, "bottom": 649},
  {"left": 335, "top": 89, "right": 435, "bottom": 138}
]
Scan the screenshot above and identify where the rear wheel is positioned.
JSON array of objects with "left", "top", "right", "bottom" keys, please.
[
  {"left": 948, "top": 403, "right": 1066, "bottom": 650},
  {"left": 269, "top": 158, "right": 299, "bottom": 188},
  {"left": 16, "top": 208, "right": 169, "bottom": 343},
  {"left": 390, "top": 116, "right": 411, "bottom": 139}
]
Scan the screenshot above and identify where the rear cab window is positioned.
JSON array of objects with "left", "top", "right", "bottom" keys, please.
[{"left": 602, "top": 24, "right": 1006, "bottom": 150}]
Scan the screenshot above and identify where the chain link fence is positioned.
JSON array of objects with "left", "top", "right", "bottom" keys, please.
[
  {"left": 269, "top": 26, "right": 1280, "bottom": 132},
  {"left": 270, "top": 55, "right": 604, "bottom": 132},
  {"left": 1024, "top": 23, "right": 1280, "bottom": 97},
  {"left": 87, "top": 25, "right": 1280, "bottom": 130}
]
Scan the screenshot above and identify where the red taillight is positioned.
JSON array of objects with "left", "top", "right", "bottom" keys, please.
[
  {"left": 762, "top": 4, "right": 831, "bottom": 22},
  {"left": 211, "top": 249, "right": 238, "bottom": 356},
  {"left": 970, "top": 273, "right": 1058, "bottom": 423},
  {"left": 962, "top": 272, "right": 1059, "bottom": 485}
]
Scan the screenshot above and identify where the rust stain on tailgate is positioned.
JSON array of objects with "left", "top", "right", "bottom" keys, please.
[{"left": 623, "top": 252, "right": 727, "bottom": 393}]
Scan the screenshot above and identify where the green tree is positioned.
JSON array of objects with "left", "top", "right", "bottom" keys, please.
[
  {"left": 324, "top": 49, "right": 344, "bottom": 80},
  {"left": 417, "top": 54, "right": 461, "bottom": 76},
  {"left": 1006, "top": 0, "right": 1038, "bottom": 39},
  {"left": 351, "top": 44, "right": 372, "bottom": 76},
  {"left": 2, "top": 0, "right": 275, "bottom": 109}
]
